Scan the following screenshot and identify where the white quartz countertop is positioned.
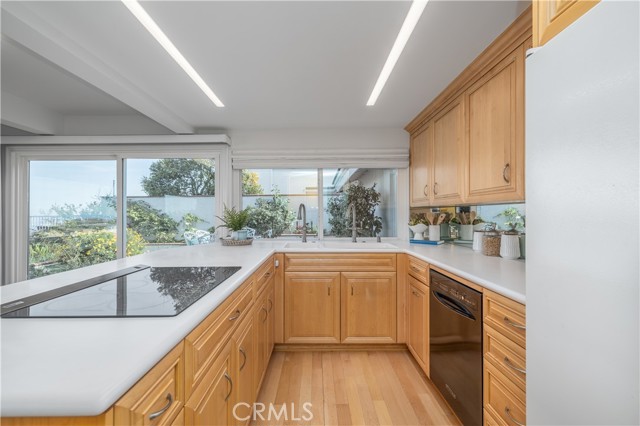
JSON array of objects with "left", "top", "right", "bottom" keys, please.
[{"left": 0, "top": 239, "right": 524, "bottom": 417}]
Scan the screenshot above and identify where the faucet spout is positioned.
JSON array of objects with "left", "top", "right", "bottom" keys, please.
[
  {"left": 346, "top": 203, "right": 357, "bottom": 243},
  {"left": 297, "top": 203, "right": 307, "bottom": 243}
]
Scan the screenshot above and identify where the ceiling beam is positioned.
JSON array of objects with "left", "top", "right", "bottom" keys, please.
[
  {"left": 1, "top": 3, "right": 194, "bottom": 134},
  {"left": 1, "top": 91, "right": 62, "bottom": 135}
]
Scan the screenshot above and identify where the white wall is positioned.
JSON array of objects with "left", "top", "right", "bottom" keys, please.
[
  {"left": 526, "top": 1, "right": 639, "bottom": 424},
  {"left": 62, "top": 115, "right": 173, "bottom": 136},
  {"left": 229, "top": 127, "right": 408, "bottom": 152}
]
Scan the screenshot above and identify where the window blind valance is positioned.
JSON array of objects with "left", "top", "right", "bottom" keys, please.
[{"left": 232, "top": 148, "right": 409, "bottom": 169}]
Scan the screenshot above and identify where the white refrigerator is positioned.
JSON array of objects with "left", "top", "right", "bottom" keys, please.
[{"left": 526, "top": 1, "right": 639, "bottom": 424}]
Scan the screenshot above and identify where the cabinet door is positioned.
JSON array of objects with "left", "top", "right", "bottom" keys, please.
[
  {"left": 432, "top": 97, "right": 464, "bottom": 204},
  {"left": 253, "top": 289, "right": 268, "bottom": 393},
  {"left": 233, "top": 316, "right": 255, "bottom": 425},
  {"left": 266, "top": 282, "right": 275, "bottom": 361},
  {"left": 284, "top": 272, "right": 341, "bottom": 344},
  {"left": 341, "top": 272, "right": 397, "bottom": 344},
  {"left": 184, "top": 345, "right": 232, "bottom": 426},
  {"left": 533, "top": 0, "right": 599, "bottom": 47},
  {"left": 410, "top": 123, "right": 433, "bottom": 206},
  {"left": 407, "top": 276, "right": 429, "bottom": 376},
  {"left": 466, "top": 45, "right": 525, "bottom": 203}
]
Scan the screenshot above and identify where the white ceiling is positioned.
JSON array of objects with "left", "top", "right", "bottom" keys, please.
[{"left": 1, "top": 1, "right": 529, "bottom": 135}]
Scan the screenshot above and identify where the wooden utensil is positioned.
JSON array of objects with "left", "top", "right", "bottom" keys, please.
[
  {"left": 459, "top": 212, "right": 466, "bottom": 225},
  {"left": 437, "top": 213, "right": 447, "bottom": 225},
  {"left": 427, "top": 212, "right": 435, "bottom": 225},
  {"left": 470, "top": 211, "right": 477, "bottom": 223}
]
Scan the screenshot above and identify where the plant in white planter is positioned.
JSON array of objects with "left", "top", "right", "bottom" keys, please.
[{"left": 216, "top": 205, "right": 251, "bottom": 240}]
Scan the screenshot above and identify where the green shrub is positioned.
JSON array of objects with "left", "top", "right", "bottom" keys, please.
[
  {"left": 127, "top": 200, "right": 179, "bottom": 243},
  {"left": 247, "top": 187, "right": 295, "bottom": 238},
  {"left": 326, "top": 182, "right": 382, "bottom": 237}
]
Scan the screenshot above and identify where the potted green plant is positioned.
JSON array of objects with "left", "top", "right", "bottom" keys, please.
[
  {"left": 408, "top": 213, "right": 429, "bottom": 240},
  {"left": 216, "top": 205, "right": 251, "bottom": 240}
]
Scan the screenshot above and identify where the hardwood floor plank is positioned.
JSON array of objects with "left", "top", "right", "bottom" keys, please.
[{"left": 254, "top": 349, "right": 458, "bottom": 426}]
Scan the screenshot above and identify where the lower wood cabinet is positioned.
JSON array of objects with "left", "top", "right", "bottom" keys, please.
[
  {"left": 233, "top": 315, "right": 255, "bottom": 425},
  {"left": 184, "top": 343, "right": 233, "bottom": 426},
  {"left": 406, "top": 275, "right": 430, "bottom": 375},
  {"left": 284, "top": 271, "right": 341, "bottom": 344},
  {"left": 254, "top": 276, "right": 276, "bottom": 391},
  {"left": 341, "top": 272, "right": 397, "bottom": 344}
]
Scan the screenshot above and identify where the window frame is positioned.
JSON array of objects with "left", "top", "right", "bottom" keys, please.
[{"left": 2, "top": 142, "right": 231, "bottom": 284}]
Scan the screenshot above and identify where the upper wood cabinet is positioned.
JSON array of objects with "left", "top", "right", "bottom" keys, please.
[
  {"left": 533, "top": 0, "right": 599, "bottom": 47},
  {"left": 432, "top": 97, "right": 465, "bottom": 205},
  {"left": 465, "top": 44, "right": 525, "bottom": 204},
  {"left": 406, "top": 7, "right": 531, "bottom": 206},
  {"left": 341, "top": 272, "right": 397, "bottom": 344},
  {"left": 409, "top": 123, "right": 432, "bottom": 206}
]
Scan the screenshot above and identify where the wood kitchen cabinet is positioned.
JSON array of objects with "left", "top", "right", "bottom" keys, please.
[
  {"left": 284, "top": 271, "right": 341, "bottom": 344},
  {"left": 465, "top": 44, "right": 525, "bottom": 204},
  {"left": 184, "top": 343, "right": 233, "bottom": 426},
  {"left": 408, "top": 96, "right": 464, "bottom": 207},
  {"left": 254, "top": 275, "right": 275, "bottom": 391},
  {"left": 533, "top": 0, "right": 599, "bottom": 47},
  {"left": 409, "top": 122, "right": 432, "bottom": 206},
  {"left": 341, "top": 272, "right": 397, "bottom": 344},
  {"left": 407, "top": 275, "right": 430, "bottom": 376},
  {"left": 233, "top": 315, "right": 255, "bottom": 425}
]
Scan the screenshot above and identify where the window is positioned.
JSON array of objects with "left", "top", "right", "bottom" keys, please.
[
  {"left": 241, "top": 168, "right": 398, "bottom": 239},
  {"left": 242, "top": 169, "right": 318, "bottom": 238},
  {"left": 3, "top": 140, "right": 230, "bottom": 284}
]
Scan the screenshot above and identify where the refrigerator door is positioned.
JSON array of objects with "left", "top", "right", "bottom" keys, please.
[{"left": 526, "top": 1, "right": 639, "bottom": 425}]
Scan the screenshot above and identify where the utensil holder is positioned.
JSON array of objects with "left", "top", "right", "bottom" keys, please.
[
  {"left": 428, "top": 225, "right": 441, "bottom": 241},
  {"left": 500, "top": 234, "right": 521, "bottom": 260},
  {"left": 459, "top": 225, "right": 473, "bottom": 241}
]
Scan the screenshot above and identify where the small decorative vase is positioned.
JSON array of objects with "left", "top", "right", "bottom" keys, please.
[
  {"left": 409, "top": 224, "right": 428, "bottom": 240},
  {"left": 428, "top": 225, "right": 441, "bottom": 241},
  {"left": 500, "top": 232, "right": 521, "bottom": 260},
  {"left": 472, "top": 231, "right": 485, "bottom": 251}
]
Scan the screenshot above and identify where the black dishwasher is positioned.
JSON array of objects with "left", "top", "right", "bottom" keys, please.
[{"left": 429, "top": 270, "right": 482, "bottom": 426}]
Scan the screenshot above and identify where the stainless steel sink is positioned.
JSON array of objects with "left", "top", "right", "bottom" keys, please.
[{"left": 283, "top": 241, "right": 397, "bottom": 250}]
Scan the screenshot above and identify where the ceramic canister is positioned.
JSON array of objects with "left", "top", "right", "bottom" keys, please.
[
  {"left": 428, "top": 225, "right": 441, "bottom": 241},
  {"left": 459, "top": 224, "right": 473, "bottom": 241},
  {"left": 500, "top": 233, "right": 521, "bottom": 260},
  {"left": 472, "top": 231, "right": 485, "bottom": 251}
]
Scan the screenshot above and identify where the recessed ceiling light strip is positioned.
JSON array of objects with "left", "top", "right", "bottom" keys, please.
[
  {"left": 121, "top": 0, "right": 224, "bottom": 107},
  {"left": 366, "top": 0, "right": 428, "bottom": 106}
]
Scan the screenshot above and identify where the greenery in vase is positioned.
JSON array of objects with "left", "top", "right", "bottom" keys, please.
[
  {"left": 216, "top": 205, "right": 251, "bottom": 231},
  {"left": 409, "top": 213, "right": 430, "bottom": 226},
  {"left": 495, "top": 207, "right": 525, "bottom": 232}
]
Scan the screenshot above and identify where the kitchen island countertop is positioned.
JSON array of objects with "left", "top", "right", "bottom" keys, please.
[{"left": 0, "top": 239, "right": 524, "bottom": 417}]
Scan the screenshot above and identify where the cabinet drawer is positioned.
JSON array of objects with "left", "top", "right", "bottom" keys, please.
[
  {"left": 284, "top": 253, "right": 396, "bottom": 272},
  {"left": 185, "top": 283, "right": 253, "bottom": 397},
  {"left": 484, "top": 290, "right": 526, "bottom": 348},
  {"left": 484, "top": 408, "right": 504, "bottom": 426},
  {"left": 407, "top": 256, "right": 429, "bottom": 283},
  {"left": 254, "top": 257, "right": 275, "bottom": 297},
  {"left": 484, "top": 325, "right": 526, "bottom": 391},
  {"left": 484, "top": 362, "right": 526, "bottom": 426},
  {"left": 115, "top": 342, "right": 184, "bottom": 426}
]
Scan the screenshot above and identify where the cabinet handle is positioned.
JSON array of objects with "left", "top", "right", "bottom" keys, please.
[
  {"left": 410, "top": 265, "right": 422, "bottom": 273},
  {"left": 224, "top": 372, "right": 233, "bottom": 401},
  {"left": 262, "top": 306, "right": 268, "bottom": 322},
  {"left": 228, "top": 309, "right": 241, "bottom": 321},
  {"left": 148, "top": 393, "right": 173, "bottom": 421},
  {"left": 351, "top": 285, "right": 354, "bottom": 296},
  {"left": 503, "top": 316, "right": 526, "bottom": 330},
  {"left": 239, "top": 347, "right": 247, "bottom": 371},
  {"left": 503, "top": 356, "right": 526, "bottom": 374},
  {"left": 267, "top": 298, "right": 273, "bottom": 313},
  {"left": 328, "top": 285, "right": 331, "bottom": 296},
  {"left": 504, "top": 406, "right": 525, "bottom": 426},
  {"left": 434, "top": 182, "right": 439, "bottom": 195},
  {"left": 503, "top": 163, "right": 511, "bottom": 183},
  {"left": 412, "top": 290, "right": 420, "bottom": 297},
  {"left": 264, "top": 272, "right": 271, "bottom": 279},
  {"left": 423, "top": 184, "right": 429, "bottom": 196}
]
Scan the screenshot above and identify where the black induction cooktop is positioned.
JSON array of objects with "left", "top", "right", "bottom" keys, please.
[{"left": 1, "top": 265, "right": 241, "bottom": 318}]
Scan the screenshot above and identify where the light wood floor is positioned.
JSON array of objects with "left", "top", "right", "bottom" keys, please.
[{"left": 252, "top": 351, "right": 460, "bottom": 426}]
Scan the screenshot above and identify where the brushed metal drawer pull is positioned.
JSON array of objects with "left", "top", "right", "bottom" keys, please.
[
  {"left": 239, "top": 347, "right": 247, "bottom": 371},
  {"left": 228, "top": 309, "right": 241, "bottom": 321},
  {"left": 261, "top": 306, "right": 268, "bottom": 322},
  {"left": 503, "top": 163, "right": 511, "bottom": 183},
  {"left": 328, "top": 285, "right": 331, "bottom": 296},
  {"left": 264, "top": 272, "right": 271, "bottom": 279},
  {"left": 503, "top": 316, "right": 526, "bottom": 330},
  {"left": 224, "top": 372, "right": 233, "bottom": 401},
  {"left": 423, "top": 184, "right": 429, "bottom": 196},
  {"left": 148, "top": 393, "right": 173, "bottom": 421},
  {"left": 410, "top": 265, "right": 422, "bottom": 273},
  {"left": 503, "top": 356, "right": 526, "bottom": 374},
  {"left": 412, "top": 290, "right": 420, "bottom": 297},
  {"left": 434, "top": 182, "right": 439, "bottom": 195},
  {"left": 504, "top": 406, "right": 524, "bottom": 426},
  {"left": 267, "top": 298, "right": 273, "bottom": 313}
]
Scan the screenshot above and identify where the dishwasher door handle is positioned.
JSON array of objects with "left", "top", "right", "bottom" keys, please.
[{"left": 433, "top": 291, "right": 476, "bottom": 321}]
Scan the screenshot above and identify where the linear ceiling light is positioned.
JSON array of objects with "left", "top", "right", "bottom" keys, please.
[
  {"left": 122, "top": 0, "right": 224, "bottom": 107},
  {"left": 366, "top": 0, "right": 428, "bottom": 106}
]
